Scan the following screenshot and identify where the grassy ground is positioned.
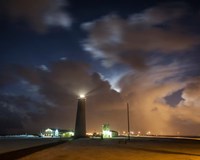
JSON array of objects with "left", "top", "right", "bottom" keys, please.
[{"left": 19, "top": 138, "right": 200, "bottom": 160}]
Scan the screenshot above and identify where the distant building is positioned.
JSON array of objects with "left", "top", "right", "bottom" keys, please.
[
  {"left": 102, "top": 123, "right": 118, "bottom": 138},
  {"left": 41, "top": 128, "right": 74, "bottom": 138}
]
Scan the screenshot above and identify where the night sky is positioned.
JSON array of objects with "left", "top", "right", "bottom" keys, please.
[{"left": 1, "top": 0, "right": 200, "bottom": 135}]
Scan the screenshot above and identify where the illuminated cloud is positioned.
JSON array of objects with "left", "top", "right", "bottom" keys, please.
[
  {"left": 118, "top": 61, "right": 200, "bottom": 135},
  {"left": 82, "top": 2, "right": 200, "bottom": 69},
  {"left": 0, "top": 0, "right": 72, "bottom": 32},
  {"left": 179, "top": 77, "right": 200, "bottom": 108}
]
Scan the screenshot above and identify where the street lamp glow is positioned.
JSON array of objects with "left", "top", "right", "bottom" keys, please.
[{"left": 80, "top": 94, "right": 85, "bottom": 98}]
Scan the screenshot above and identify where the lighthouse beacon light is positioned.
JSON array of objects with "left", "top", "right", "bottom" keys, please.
[{"left": 80, "top": 94, "right": 85, "bottom": 99}]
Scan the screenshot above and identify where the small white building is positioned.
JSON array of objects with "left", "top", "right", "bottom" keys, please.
[
  {"left": 102, "top": 124, "right": 118, "bottom": 138},
  {"left": 41, "top": 128, "right": 74, "bottom": 138}
]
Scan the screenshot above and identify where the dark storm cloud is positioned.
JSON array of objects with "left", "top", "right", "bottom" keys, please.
[
  {"left": 0, "top": 65, "right": 19, "bottom": 87},
  {"left": 0, "top": 0, "right": 72, "bottom": 32},
  {"left": 0, "top": 94, "right": 49, "bottom": 134},
  {"left": 0, "top": 60, "right": 124, "bottom": 133},
  {"left": 0, "top": 94, "right": 47, "bottom": 118},
  {"left": 0, "top": 73, "right": 16, "bottom": 87},
  {"left": 0, "top": 106, "right": 24, "bottom": 134},
  {"left": 82, "top": 2, "right": 200, "bottom": 69}
]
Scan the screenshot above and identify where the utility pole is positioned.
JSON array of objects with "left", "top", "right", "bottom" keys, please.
[{"left": 127, "top": 103, "right": 130, "bottom": 141}]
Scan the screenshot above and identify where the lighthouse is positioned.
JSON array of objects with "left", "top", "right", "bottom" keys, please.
[{"left": 74, "top": 95, "right": 86, "bottom": 138}]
